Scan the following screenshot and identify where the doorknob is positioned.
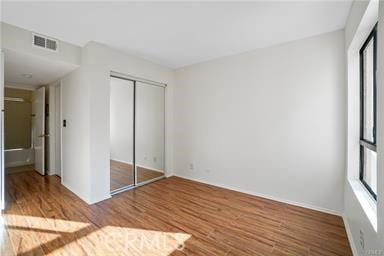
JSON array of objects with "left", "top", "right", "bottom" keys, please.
[{"left": 38, "top": 134, "right": 49, "bottom": 138}]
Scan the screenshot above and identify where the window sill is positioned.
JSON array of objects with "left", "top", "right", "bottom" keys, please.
[{"left": 349, "top": 179, "right": 377, "bottom": 232}]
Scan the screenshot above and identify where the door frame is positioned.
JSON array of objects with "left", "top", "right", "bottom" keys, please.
[
  {"left": 48, "top": 80, "right": 62, "bottom": 177},
  {"left": 33, "top": 86, "right": 46, "bottom": 175}
]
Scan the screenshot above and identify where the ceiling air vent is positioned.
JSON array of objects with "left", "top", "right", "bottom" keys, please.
[
  {"left": 33, "top": 34, "right": 46, "bottom": 48},
  {"left": 46, "top": 38, "right": 58, "bottom": 51},
  {"left": 32, "top": 34, "right": 59, "bottom": 52}
]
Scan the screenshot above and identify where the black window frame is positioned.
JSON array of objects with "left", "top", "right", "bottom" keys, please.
[{"left": 359, "top": 24, "right": 377, "bottom": 200}]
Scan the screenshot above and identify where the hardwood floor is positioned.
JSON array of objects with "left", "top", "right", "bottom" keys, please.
[
  {"left": 110, "top": 160, "right": 164, "bottom": 191},
  {"left": 1, "top": 170, "right": 352, "bottom": 255},
  {"left": 110, "top": 160, "right": 134, "bottom": 190}
]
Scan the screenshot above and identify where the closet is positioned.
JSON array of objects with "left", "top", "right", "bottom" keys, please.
[{"left": 109, "top": 73, "right": 165, "bottom": 194}]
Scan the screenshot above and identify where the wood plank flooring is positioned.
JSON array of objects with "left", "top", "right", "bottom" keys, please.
[
  {"left": 110, "top": 160, "right": 164, "bottom": 191},
  {"left": 1, "top": 169, "right": 352, "bottom": 255}
]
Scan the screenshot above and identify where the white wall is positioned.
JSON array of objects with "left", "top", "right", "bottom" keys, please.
[
  {"left": 377, "top": 2, "right": 384, "bottom": 251},
  {"left": 1, "top": 22, "right": 80, "bottom": 66},
  {"left": 110, "top": 77, "right": 134, "bottom": 164},
  {"left": 135, "top": 82, "right": 165, "bottom": 172},
  {"left": 61, "top": 65, "right": 90, "bottom": 203},
  {"left": 344, "top": 0, "right": 384, "bottom": 255},
  {"left": 62, "top": 42, "right": 174, "bottom": 203},
  {"left": 87, "top": 42, "right": 173, "bottom": 202},
  {"left": 174, "top": 30, "right": 346, "bottom": 214}
]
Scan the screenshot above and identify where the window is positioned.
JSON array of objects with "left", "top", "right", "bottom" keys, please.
[{"left": 360, "top": 25, "right": 377, "bottom": 200}]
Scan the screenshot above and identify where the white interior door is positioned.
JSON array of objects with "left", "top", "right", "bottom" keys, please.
[{"left": 34, "top": 87, "right": 45, "bottom": 175}]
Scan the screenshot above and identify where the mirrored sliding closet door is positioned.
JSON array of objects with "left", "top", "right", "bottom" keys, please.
[
  {"left": 135, "top": 82, "right": 165, "bottom": 185},
  {"left": 110, "top": 77, "right": 135, "bottom": 193},
  {"left": 110, "top": 74, "right": 166, "bottom": 195}
]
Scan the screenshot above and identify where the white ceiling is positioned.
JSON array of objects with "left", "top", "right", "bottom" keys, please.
[
  {"left": 4, "top": 49, "right": 78, "bottom": 89},
  {"left": 2, "top": 1, "right": 352, "bottom": 68}
]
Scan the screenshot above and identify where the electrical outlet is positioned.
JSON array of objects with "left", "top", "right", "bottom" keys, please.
[
  {"left": 153, "top": 157, "right": 157, "bottom": 163},
  {"left": 205, "top": 169, "right": 211, "bottom": 173},
  {"left": 144, "top": 156, "right": 147, "bottom": 161},
  {"left": 360, "top": 230, "right": 365, "bottom": 250},
  {"left": 189, "top": 163, "right": 194, "bottom": 170}
]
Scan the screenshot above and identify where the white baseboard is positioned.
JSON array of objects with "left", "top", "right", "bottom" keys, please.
[
  {"left": 343, "top": 215, "right": 359, "bottom": 256},
  {"left": 165, "top": 170, "right": 173, "bottom": 178},
  {"left": 110, "top": 158, "right": 132, "bottom": 165},
  {"left": 62, "top": 181, "right": 111, "bottom": 205},
  {"left": 61, "top": 181, "right": 91, "bottom": 204},
  {"left": 136, "top": 164, "right": 164, "bottom": 173},
  {"left": 88, "top": 194, "right": 112, "bottom": 205},
  {"left": 47, "top": 169, "right": 61, "bottom": 176},
  {"left": 173, "top": 174, "right": 342, "bottom": 216}
]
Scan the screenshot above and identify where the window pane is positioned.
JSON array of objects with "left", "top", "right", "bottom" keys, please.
[
  {"left": 362, "top": 147, "right": 377, "bottom": 196},
  {"left": 362, "top": 39, "right": 375, "bottom": 142}
]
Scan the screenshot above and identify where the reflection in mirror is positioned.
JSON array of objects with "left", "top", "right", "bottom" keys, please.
[
  {"left": 110, "top": 77, "right": 134, "bottom": 191},
  {"left": 135, "top": 82, "right": 165, "bottom": 184}
]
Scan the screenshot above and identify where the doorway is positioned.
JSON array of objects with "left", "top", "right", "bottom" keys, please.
[
  {"left": 0, "top": 46, "right": 77, "bottom": 210},
  {"left": 3, "top": 85, "right": 61, "bottom": 177},
  {"left": 110, "top": 73, "right": 166, "bottom": 194},
  {"left": 4, "top": 87, "right": 40, "bottom": 174}
]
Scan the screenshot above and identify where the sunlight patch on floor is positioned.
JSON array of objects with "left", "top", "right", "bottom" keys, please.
[
  {"left": 61, "top": 226, "right": 191, "bottom": 255},
  {"left": 2, "top": 214, "right": 191, "bottom": 255},
  {"left": 3, "top": 214, "right": 91, "bottom": 255}
]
